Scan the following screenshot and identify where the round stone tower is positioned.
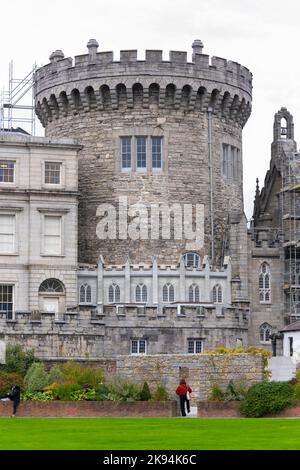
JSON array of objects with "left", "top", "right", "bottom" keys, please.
[{"left": 34, "top": 39, "right": 252, "bottom": 266}]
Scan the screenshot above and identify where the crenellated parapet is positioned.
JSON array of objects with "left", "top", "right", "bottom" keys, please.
[{"left": 34, "top": 39, "right": 252, "bottom": 128}]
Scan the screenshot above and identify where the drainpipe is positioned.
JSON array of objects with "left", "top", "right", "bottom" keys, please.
[{"left": 207, "top": 107, "right": 214, "bottom": 266}]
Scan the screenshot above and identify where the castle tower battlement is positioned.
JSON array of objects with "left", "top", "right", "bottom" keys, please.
[
  {"left": 33, "top": 40, "right": 252, "bottom": 270},
  {"left": 34, "top": 40, "right": 252, "bottom": 128}
]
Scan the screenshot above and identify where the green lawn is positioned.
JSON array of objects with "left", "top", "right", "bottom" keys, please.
[{"left": 0, "top": 418, "right": 300, "bottom": 450}]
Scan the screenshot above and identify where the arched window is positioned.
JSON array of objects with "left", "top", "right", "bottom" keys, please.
[
  {"left": 39, "top": 278, "right": 64, "bottom": 293},
  {"left": 259, "top": 262, "right": 271, "bottom": 303},
  {"left": 108, "top": 284, "right": 120, "bottom": 303},
  {"left": 79, "top": 284, "right": 92, "bottom": 303},
  {"left": 183, "top": 252, "right": 200, "bottom": 268},
  {"left": 189, "top": 284, "right": 200, "bottom": 302},
  {"left": 212, "top": 284, "right": 222, "bottom": 304},
  {"left": 260, "top": 323, "right": 272, "bottom": 343},
  {"left": 162, "top": 283, "right": 175, "bottom": 303},
  {"left": 136, "top": 283, "right": 147, "bottom": 303}
]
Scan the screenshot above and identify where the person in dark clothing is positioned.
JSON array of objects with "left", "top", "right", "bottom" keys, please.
[
  {"left": 0, "top": 384, "right": 21, "bottom": 417},
  {"left": 175, "top": 379, "right": 192, "bottom": 417}
]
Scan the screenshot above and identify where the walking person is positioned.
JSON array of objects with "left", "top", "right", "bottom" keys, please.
[
  {"left": 0, "top": 384, "right": 21, "bottom": 417},
  {"left": 176, "top": 379, "right": 192, "bottom": 417}
]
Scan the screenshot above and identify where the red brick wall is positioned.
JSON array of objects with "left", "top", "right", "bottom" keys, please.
[
  {"left": 0, "top": 400, "right": 177, "bottom": 417},
  {"left": 197, "top": 401, "right": 242, "bottom": 417}
]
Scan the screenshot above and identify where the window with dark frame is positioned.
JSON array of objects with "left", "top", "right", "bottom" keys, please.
[
  {"left": 0, "top": 284, "right": 13, "bottom": 319},
  {"left": 131, "top": 339, "right": 147, "bottom": 355},
  {"left": 151, "top": 136, "right": 163, "bottom": 169},
  {"left": 0, "top": 161, "right": 15, "bottom": 183},
  {"left": 136, "top": 136, "right": 147, "bottom": 170},
  {"left": 121, "top": 136, "right": 132, "bottom": 169},
  {"left": 188, "top": 339, "right": 203, "bottom": 354},
  {"left": 45, "top": 162, "right": 61, "bottom": 185}
]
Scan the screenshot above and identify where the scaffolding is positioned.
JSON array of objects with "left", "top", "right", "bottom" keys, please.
[
  {"left": 280, "top": 147, "right": 300, "bottom": 320},
  {"left": 0, "top": 61, "right": 37, "bottom": 135}
]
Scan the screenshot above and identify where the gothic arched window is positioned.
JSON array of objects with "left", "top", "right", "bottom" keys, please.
[
  {"left": 259, "top": 262, "right": 271, "bottom": 303},
  {"left": 189, "top": 284, "right": 200, "bottom": 302},
  {"left": 79, "top": 284, "right": 92, "bottom": 303},
  {"left": 260, "top": 323, "right": 272, "bottom": 343},
  {"left": 108, "top": 284, "right": 120, "bottom": 303},
  {"left": 212, "top": 284, "right": 222, "bottom": 304},
  {"left": 183, "top": 252, "right": 200, "bottom": 268},
  {"left": 162, "top": 283, "right": 175, "bottom": 303},
  {"left": 136, "top": 283, "right": 147, "bottom": 303}
]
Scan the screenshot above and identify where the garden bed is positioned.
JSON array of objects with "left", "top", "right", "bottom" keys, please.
[
  {"left": 197, "top": 401, "right": 300, "bottom": 417},
  {"left": 0, "top": 400, "right": 178, "bottom": 417}
]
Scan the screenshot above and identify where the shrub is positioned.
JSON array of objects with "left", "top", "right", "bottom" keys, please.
[
  {"left": 293, "top": 383, "right": 300, "bottom": 400},
  {"left": 53, "top": 383, "right": 81, "bottom": 400},
  {"left": 2, "top": 345, "right": 37, "bottom": 377},
  {"left": 48, "top": 366, "right": 65, "bottom": 384},
  {"left": 70, "top": 388, "right": 96, "bottom": 401},
  {"left": 22, "top": 390, "right": 54, "bottom": 401},
  {"left": 223, "top": 380, "right": 249, "bottom": 402},
  {"left": 95, "top": 383, "right": 110, "bottom": 401},
  {"left": 0, "top": 371, "right": 23, "bottom": 395},
  {"left": 208, "top": 384, "right": 224, "bottom": 402},
  {"left": 59, "top": 361, "right": 104, "bottom": 388},
  {"left": 240, "top": 381, "right": 295, "bottom": 417},
  {"left": 24, "top": 363, "right": 49, "bottom": 392},
  {"left": 153, "top": 384, "right": 169, "bottom": 401},
  {"left": 140, "top": 382, "right": 152, "bottom": 401},
  {"left": 106, "top": 377, "right": 142, "bottom": 402}
]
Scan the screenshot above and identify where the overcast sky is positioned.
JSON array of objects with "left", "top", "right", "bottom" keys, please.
[{"left": 1, "top": 0, "right": 299, "bottom": 219}]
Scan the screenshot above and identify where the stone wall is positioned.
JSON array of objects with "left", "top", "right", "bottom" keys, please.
[{"left": 116, "top": 353, "right": 264, "bottom": 401}]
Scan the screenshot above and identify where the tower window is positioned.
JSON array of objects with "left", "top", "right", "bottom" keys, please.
[
  {"left": 222, "top": 144, "right": 240, "bottom": 181},
  {"left": 121, "top": 136, "right": 132, "bottom": 169},
  {"left": 151, "top": 137, "right": 163, "bottom": 169},
  {"left": 259, "top": 262, "right": 271, "bottom": 303},
  {"left": 183, "top": 252, "right": 200, "bottom": 268},
  {"left": 136, "top": 136, "right": 147, "bottom": 170}
]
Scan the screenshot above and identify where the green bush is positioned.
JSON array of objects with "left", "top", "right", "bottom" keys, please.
[
  {"left": 70, "top": 388, "right": 96, "bottom": 401},
  {"left": 293, "top": 383, "right": 300, "bottom": 400},
  {"left": 240, "top": 381, "right": 295, "bottom": 417},
  {"left": 22, "top": 390, "right": 54, "bottom": 401},
  {"left": 0, "top": 371, "right": 23, "bottom": 395},
  {"left": 223, "top": 380, "right": 249, "bottom": 402},
  {"left": 153, "top": 384, "right": 169, "bottom": 401},
  {"left": 95, "top": 383, "right": 110, "bottom": 401},
  {"left": 208, "top": 384, "right": 224, "bottom": 401},
  {"left": 59, "top": 361, "right": 104, "bottom": 388},
  {"left": 53, "top": 383, "right": 81, "bottom": 400},
  {"left": 106, "top": 377, "right": 142, "bottom": 402},
  {"left": 48, "top": 366, "right": 65, "bottom": 384},
  {"left": 2, "top": 345, "right": 37, "bottom": 377},
  {"left": 24, "top": 363, "right": 49, "bottom": 392},
  {"left": 140, "top": 382, "right": 152, "bottom": 401}
]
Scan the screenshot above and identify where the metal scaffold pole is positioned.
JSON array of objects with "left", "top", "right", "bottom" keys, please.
[{"left": 0, "top": 60, "right": 37, "bottom": 135}]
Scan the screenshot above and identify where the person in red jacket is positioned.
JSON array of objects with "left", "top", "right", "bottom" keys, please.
[{"left": 176, "top": 379, "right": 192, "bottom": 416}]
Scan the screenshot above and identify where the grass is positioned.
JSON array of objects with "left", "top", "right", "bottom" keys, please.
[{"left": 0, "top": 418, "right": 300, "bottom": 450}]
